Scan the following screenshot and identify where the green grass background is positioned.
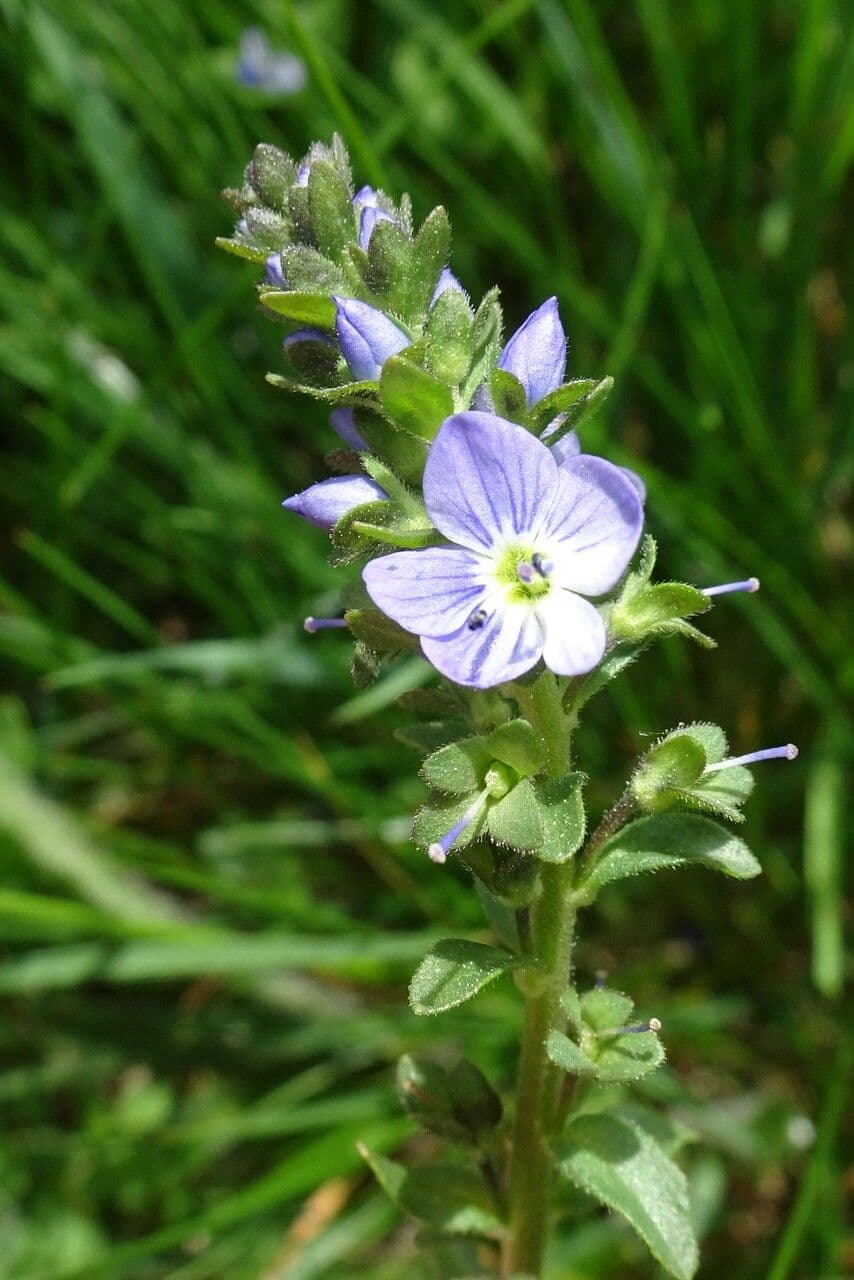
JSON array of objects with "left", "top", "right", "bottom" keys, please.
[{"left": 0, "top": 1, "right": 850, "bottom": 1276}]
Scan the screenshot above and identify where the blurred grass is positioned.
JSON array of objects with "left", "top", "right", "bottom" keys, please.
[{"left": 0, "top": 0, "right": 850, "bottom": 1277}]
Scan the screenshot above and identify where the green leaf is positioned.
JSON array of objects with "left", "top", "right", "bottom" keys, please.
[
  {"left": 595, "top": 1030, "right": 665, "bottom": 1082},
  {"left": 380, "top": 355, "right": 454, "bottom": 441},
  {"left": 258, "top": 290, "right": 337, "bottom": 327},
  {"left": 215, "top": 235, "right": 269, "bottom": 264},
  {"left": 395, "top": 1054, "right": 501, "bottom": 1144},
  {"left": 426, "top": 287, "right": 473, "bottom": 385},
  {"left": 358, "top": 1143, "right": 407, "bottom": 1205},
  {"left": 536, "top": 376, "right": 614, "bottom": 438},
  {"left": 409, "top": 939, "right": 522, "bottom": 1015},
  {"left": 398, "top": 1163, "right": 503, "bottom": 1237},
  {"left": 266, "top": 372, "right": 378, "bottom": 407},
  {"left": 556, "top": 1113, "right": 698, "bottom": 1280},
  {"left": 487, "top": 778, "right": 543, "bottom": 851},
  {"left": 546, "top": 1029, "right": 598, "bottom": 1076},
  {"left": 412, "top": 795, "right": 487, "bottom": 855},
  {"left": 580, "top": 986, "right": 634, "bottom": 1030},
  {"left": 577, "top": 813, "right": 761, "bottom": 901},
  {"left": 490, "top": 368, "right": 527, "bottom": 421},
  {"left": 484, "top": 719, "right": 544, "bottom": 776},
  {"left": 526, "top": 378, "right": 597, "bottom": 432},
  {"left": 532, "top": 774, "right": 586, "bottom": 863}
]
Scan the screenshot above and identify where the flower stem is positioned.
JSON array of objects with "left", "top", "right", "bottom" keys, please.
[{"left": 504, "top": 671, "right": 576, "bottom": 1277}]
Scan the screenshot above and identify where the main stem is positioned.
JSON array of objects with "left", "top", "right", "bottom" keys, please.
[{"left": 504, "top": 675, "right": 578, "bottom": 1277}]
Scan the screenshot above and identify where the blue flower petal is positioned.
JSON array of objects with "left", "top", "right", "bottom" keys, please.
[
  {"left": 421, "top": 605, "right": 543, "bottom": 689},
  {"left": 498, "top": 297, "right": 567, "bottom": 406},
  {"left": 542, "top": 455, "right": 643, "bottom": 596},
  {"left": 333, "top": 297, "right": 410, "bottom": 381},
  {"left": 363, "top": 547, "right": 487, "bottom": 637},
  {"left": 283, "top": 474, "right": 386, "bottom": 530}
]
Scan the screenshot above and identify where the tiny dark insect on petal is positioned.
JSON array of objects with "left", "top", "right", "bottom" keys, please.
[{"left": 467, "top": 608, "right": 488, "bottom": 631}]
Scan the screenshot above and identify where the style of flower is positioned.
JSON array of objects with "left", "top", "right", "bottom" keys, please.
[
  {"left": 363, "top": 412, "right": 643, "bottom": 688},
  {"left": 333, "top": 297, "right": 410, "bottom": 381}
]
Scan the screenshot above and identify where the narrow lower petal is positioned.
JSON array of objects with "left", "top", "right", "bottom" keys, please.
[
  {"left": 363, "top": 547, "right": 489, "bottom": 637},
  {"left": 423, "top": 412, "right": 560, "bottom": 552},
  {"left": 543, "top": 455, "right": 643, "bottom": 596},
  {"left": 499, "top": 297, "right": 567, "bottom": 406},
  {"left": 333, "top": 297, "right": 410, "bottom": 381},
  {"left": 549, "top": 430, "right": 581, "bottom": 467},
  {"left": 283, "top": 474, "right": 386, "bottom": 530},
  {"left": 537, "top": 589, "right": 607, "bottom": 676},
  {"left": 421, "top": 603, "right": 543, "bottom": 689}
]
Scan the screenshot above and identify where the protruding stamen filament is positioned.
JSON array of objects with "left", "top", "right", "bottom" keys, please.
[
  {"left": 701, "top": 577, "right": 760, "bottom": 597},
  {"left": 704, "top": 743, "right": 798, "bottom": 774},
  {"left": 427, "top": 793, "right": 488, "bottom": 865},
  {"left": 517, "top": 554, "right": 553, "bottom": 584},
  {"left": 602, "top": 1017, "right": 662, "bottom": 1037},
  {"left": 304, "top": 616, "right": 348, "bottom": 633},
  {"left": 467, "top": 607, "right": 488, "bottom": 631},
  {"left": 531, "top": 552, "right": 554, "bottom": 577}
]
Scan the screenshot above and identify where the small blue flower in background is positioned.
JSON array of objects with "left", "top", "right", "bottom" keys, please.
[
  {"left": 235, "top": 28, "right": 307, "bottom": 96},
  {"left": 333, "top": 297, "right": 411, "bottom": 381},
  {"left": 363, "top": 412, "right": 643, "bottom": 688},
  {"left": 282, "top": 474, "right": 387, "bottom": 530}
]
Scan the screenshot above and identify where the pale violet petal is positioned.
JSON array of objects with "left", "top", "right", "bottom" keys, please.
[
  {"left": 333, "top": 297, "right": 410, "bottom": 381},
  {"left": 543, "top": 455, "right": 643, "bottom": 596},
  {"left": 329, "top": 408, "right": 367, "bottom": 451},
  {"left": 358, "top": 205, "right": 394, "bottom": 250},
  {"left": 363, "top": 547, "right": 489, "bottom": 637},
  {"left": 498, "top": 297, "right": 567, "bottom": 406},
  {"left": 421, "top": 604, "right": 543, "bottom": 689},
  {"left": 621, "top": 464, "right": 646, "bottom": 501},
  {"left": 423, "top": 412, "right": 560, "bottom": 552},
  {"left": 549, "top": 430, "right": 581, "bottom": 467},
  {"left": 431, "top": 266, "right": 463, "bottom": 306},
  {"left": 538, "top": 589, "right": 607, "bottom": 676},
  {"left": 282, "top": 474, "right": 386, "bottom": 530}
]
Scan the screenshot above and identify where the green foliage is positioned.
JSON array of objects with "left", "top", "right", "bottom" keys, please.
[
  {"left": 556, "top": 1113, "right": 698, "bottom": 1280},
  {"left": 409, "top": 939, "right": 523, "bottom": 1014}
]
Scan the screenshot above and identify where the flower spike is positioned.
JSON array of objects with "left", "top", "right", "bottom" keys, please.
[
  {"left": 704, "top": 743, "right": 798, "bottom": 774},
  {"left": 702, "top": 577, "right": 760, "bottom": 597}
]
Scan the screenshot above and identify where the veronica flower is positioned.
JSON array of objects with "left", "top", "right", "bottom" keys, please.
[
  {"left": 283, "top": 474, "right": 387, "bottom": 530},
  {"left": 235, "top": 28, "right": 307, "bottom": 96},
  {"left": 333, "top": 297, "right": 410, "bottom": 381},
  {"left": 550, "top": 428, "right": 646, "bottom": 502},
  {"left": 363, "top": 412, "right": 643, "bottom": 688}
]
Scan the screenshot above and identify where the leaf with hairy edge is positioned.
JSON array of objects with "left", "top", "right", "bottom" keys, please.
[
  {"left": 546, "top": 1029, "right": 598, "bottom": 1076},
  {"left": 409, "top": 939, "right": 522, "bottom": 1015},
  {"left": 556, "top": 1113, "right": 698, "bottom": 1280},
  {"left": 259, "top": 290, "right": 336, "bottom": 327},
  {"left": 576, "top": 813, "right": 761, "bottom": 901}
]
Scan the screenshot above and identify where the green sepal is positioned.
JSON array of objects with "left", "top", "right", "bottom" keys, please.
[
  {"left": 280, "top": 333, "right": 341, "bottom": 384},
  {"left": 358, "top": 1143, "right": 407, "bottom": 1204},
  {"left": 412, "top": 794, "right": 486, "bottom": 855},
  {"left": 242, "top": 205, "right": 291, "bottom": 251},
  {"left": 533, "top": 376, "right": 614, "bottom": 439},
  {"left": 409, "top": 938, "right": 523, "bottom": 1015},
  {"left": 246, "top": 143, "right": 295, "bottom": 208},
  {"left": 426, "top": 287, "right": 473, "bottom": 385},
  {"left": 330, "top": 499, "right": 435, "bottom": 564},
  {"left": 685, "top": 764, "right": 754, "bottom": 822},
  {"left": 594, "top": 1028, "right": 665, "bottom": 1082},
  {"left": 632, "top": 735, "right": 707, "bottom": 813},
  {"left": 280, "top": 244, "right": 349, "bottom": 294},
  {"left": 556, "top": 1114, "right": 699, "bottom": 1280},
  {"left": 344, "top": 608, "right": 419, "bottom": 655},
  {"left": 569, "top": 642, "right": 644, "bottom": 713},
  {"left": 398, "top": 688, "right": 465, "bottom": 717},
  {"left": 525, "top": 378, "right": 597, "bottom": 433},
  {"left": 266, "top": 372, "right": 378, "bottom": 408},
  {"left": 610, "top": 568, "right": 712, "bottom": 646},
  {"left": 579, "top": 986, "right": 635, "bottom": 1030},
  {"left": 307, "top": 158, "right": 354, "bottom": 257},
  {"left": 460, "top": 287, "right": 502, "bottom": 405},
  {"left": 259, "top": 290, "right": 337, "bottom": 327},
  {"left": 490, "top": 368, "right": 527, "bottom": 422},
  {"left": 487, "top": 777, "right": 543, "bottom": 851},
  {"left": 361, "top": 455, "right": 429, "bottom": 521},
  {"left": 546, "top": 1029, "right": 598, "bottom": 1076},
  {"left": 531, "top": 773, "right": 586, "bottom": 863},
  {"left": 575, "top": 812, "right": 761, "bottom": 903},
  {"left": 484, "top": 719, "right": 544, "bottom": 776},
  {"left": 631, "top": 723, "right": 753, "bottom": 821},
  {"left": 355, "top": 411, "right": 429, "bottom": 485},
  {"left": 379, "top": 354, "right": 454, "bottom": 441},
  {"left": 421, "top": 738, "right": 493, "bottom": 795},
  {"left": 364, "top": 220, "right": 414, "bottom": 314},
  {"left": 215, "top": 236, "right": 269, "bottom": 264},
  {"left": 406, "top": 206, "right": 451, "bottom": 319},
  {"left": 351, "top": 640, "right": 383, "bottom": 688}
]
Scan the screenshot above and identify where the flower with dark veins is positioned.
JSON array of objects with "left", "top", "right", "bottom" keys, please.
[
  {"left": 283, "top": 474, "right": 387, "bottom": 531},
  {"left": 363, "top": 412, "right": 643, "bottom": 688}
]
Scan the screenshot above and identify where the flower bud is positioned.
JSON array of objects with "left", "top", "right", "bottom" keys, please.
[{"left": 333, "top": 297, "right": 410, "bottom": 381}]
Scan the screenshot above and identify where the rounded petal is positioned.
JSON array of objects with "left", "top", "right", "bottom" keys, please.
[
  {"left": 621, "top": 464, "right": 646, "bottom": 502},
  {"left": 358, "top": 205, "right": 394, "bottom": 250},
  {"left": 498, "top": 297, "right": 567, "bottom": 406},
  {"left": 352, "top": 184, "right": 378, "bottom": 210},
  {"left": 421, "top": 605, "right": 543, "bottom": 689},
  {"left": 543, "top": 455, "right": 643, "bottom": 596},
  {"left": 538, "top": 589, "right": 607, "bottom": 676},
  {"left": 549, "top": 429, "right": 581, "bottom": 467},
  {"left": 363, "top": 547, "right": 489, "bottom": 637},
  {"left": 329, "top": 408, "right": 367, "bottom": 451},
  {"left": 423, "top": 412, "right": 560, "bottom": 551},
  {"left": 282, "top": 474, "right": 386, "bottom": 530},
  {"left": 333, "top": 297, "right": 410, "bottom": 381}
]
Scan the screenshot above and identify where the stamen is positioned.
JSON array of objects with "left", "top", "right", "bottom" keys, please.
[
  {"left": 531, "top": 552, "right": 554, "bottom": 577},
  {"left": 304, "top": 616, "right": 348, "bottom": 633},
  {"left": 427, "top": 793, "right": 488, "bottom": 865},
  {"left": 701, "top": 577, "right": 760, "bottom": 597},
  {"left": 467, "top": 607, "right": 488, "bottom": 631},
  {"left": 704, "top": 743, "right": 798, "bottom": 774},
  {"left": 516, "top": 560, "right": 536, "bottom": 584}
]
